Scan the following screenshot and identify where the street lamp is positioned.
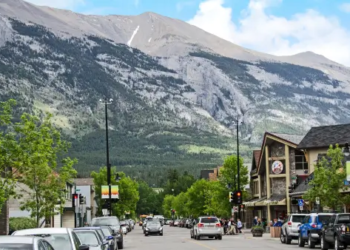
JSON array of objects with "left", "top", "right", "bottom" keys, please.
[{"left": 100, "top": 98, "right": 113, "bottom": 216}]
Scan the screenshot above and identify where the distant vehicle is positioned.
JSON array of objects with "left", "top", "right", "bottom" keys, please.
[
  {"left": 154, "top": 215, "right": 165, "bottom": 226},
  {"left": 119, "top": 221, "right": 129, "bottom": 235},
  {"left": 0, "top": 235, "right": 55, "bottom": 250},
  {"left": 190, "top": 216, "right": 222, "bottom": 240},
  {"left": 280, "top": 213, "right": 307, "bottom": 244},
  {"left": 139, "top": 215, "right": 148, "bottom": 226},
  {"left": 12, "top": 228, "right": 89, "bottom": 250},
  {"left": 74, "top": 229, "right": 109, "bottom": 250},
  {"left": 144, "top": 219, "right": 163, "bottom": 236},
  {"left": 91, "top": 216, "right": 124, "bottom": 249}
]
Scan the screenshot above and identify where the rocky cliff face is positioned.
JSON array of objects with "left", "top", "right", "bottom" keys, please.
[{"left": 0, "top": 0, "right": 350, "bottom": 181}]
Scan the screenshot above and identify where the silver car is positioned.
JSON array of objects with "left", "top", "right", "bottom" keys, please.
[
  {"left": 0, "top": 236, "right": 55, "bottom": 250},
  {"left": 12, "top": 228, "right": 89, "bottom": 250},
  {"left": 190, "top": 216, "right": 223, "bottom": 240},
  {"left": 280, "top": 213, "right": 307, "bottom": 244}
]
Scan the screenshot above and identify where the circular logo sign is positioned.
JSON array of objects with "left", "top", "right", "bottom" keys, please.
[{"left": 272, "top": 161, "right": 284, "bottom": 174}]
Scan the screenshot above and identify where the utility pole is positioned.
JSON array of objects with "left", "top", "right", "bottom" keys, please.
[
  {"left": 100, "top": 98, "right": 113, "bottom": 216},
  {"left": 236, "top": 117, "right": 241, "bottom": 220}
]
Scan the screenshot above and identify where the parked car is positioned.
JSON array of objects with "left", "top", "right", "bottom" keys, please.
[
  {"left": 119, "top": 221, "right": 129, "bottom": 235},
  {"left": 12, "top": 228, "right": 89, "bottom": 250},
  {"left": 91, "top": 216, "right": 124, "bottom": 249},
  {"left": 74, "top": 229, "right": 109, "bottom": 250},
  {"left": 0, "top": 236, "right": 55, "bottom": 250},
  {"left": 298, "top": 213, "right": 333, "bottom": 248},
  {"left": 144, "top": 219, "right": 163, "bottom": 236},
  {"left": 173, "top": 220, "right": 180, "bottom": 227},
  {"left": 321, "top": 213, "right": 350, "bottom": 250},
  {"left": 190, "top": 216, "right": 222, "bottom": 240},
  {"left": 100, "top": 226, "right": 118, "bottom": 250},
  {"left": 280, "top": 213, "right": 307, "bottom": 244}
]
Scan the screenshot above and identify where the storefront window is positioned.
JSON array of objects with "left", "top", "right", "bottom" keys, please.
[{"left": 295, "top": 151, "right": 308, "bottom": 170}]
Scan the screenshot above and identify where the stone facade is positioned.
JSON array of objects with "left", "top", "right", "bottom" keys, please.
[
  {"left": 0, "top": 201, "right": 9, "bottom": 235},
  {"left": 270, "top": 141, "right": 285, "bottom": 157},
  {"left": 261, "top": 175, "right": 267, "bottom": 196},
  {"left": 271, "top": 178, "right": 286, "bottom": 195}
]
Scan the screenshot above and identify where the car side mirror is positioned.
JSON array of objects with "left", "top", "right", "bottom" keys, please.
[
  {"left": 79, "top": 245, "right": 89, "bottom": 250},
  {"left": 106, "top": 236, "right": 114, "bottom": 240}
]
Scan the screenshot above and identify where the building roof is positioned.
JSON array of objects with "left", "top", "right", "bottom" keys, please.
[
  {"left": 200, "top": 170, "right": 214, "bottom": 180},
  {"left": 74, "top": 178, "right": 94, "bottom": 186},
  {"left": 297, "top": 123, "right": 350, "bottom": 149},
  {"left": 269, "top": 133, "right": 305, "bottom": 145},
  {"left": 253, "top": 150, "right": 261, "bottom": 165}
]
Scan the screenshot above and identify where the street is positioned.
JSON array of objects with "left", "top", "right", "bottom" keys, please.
[{"left": 125, "top": 225, "right": 302, "bottom": 250}]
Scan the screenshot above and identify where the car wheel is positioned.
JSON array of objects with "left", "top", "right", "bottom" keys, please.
[
  {"left": 286, "top": 231, "right": 292, "bottom": 244},
  {"left": 308, "top": 234, "right": 315, "bottom": 248},
  {"left": 335, "top": 236, "right": 343, "bottom": 250},
  {"left": 298, "top": 233, "right": 305, "bottom": 247},
  {"left": 280, "top": 231, "right": 286, "bottom": 244},
  {"left": 218, "top": 235, "right": 222, "bottom": 240},
  {"left": 190, "top": 231, "right": 193, "bottom": 238},
  {"left": 320, "top": 235, "right": 329, "bottom": 250},
  {"left": 117, "top": 241, "right": 124, "bottom": 249}
]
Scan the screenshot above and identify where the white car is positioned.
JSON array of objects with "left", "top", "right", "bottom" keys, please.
[
  {"left": 280, "top": 214, "right": 307, "bottom": 244},
  {"left": 12, "top": 228, "right": 89, "bottom": 250},
  {"left": 0, "top": 236, "right": 55, "bottom": 250},
  {"left": 190, "top": 216, "right": 222, "bottom": 240}
]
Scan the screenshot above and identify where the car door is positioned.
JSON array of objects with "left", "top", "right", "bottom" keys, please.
[
  {"left": 300, "top": 216, "right": 310, "bottom": 238},
  {"left": 324, "top": 215, "right": 336, "bottom": 242}
]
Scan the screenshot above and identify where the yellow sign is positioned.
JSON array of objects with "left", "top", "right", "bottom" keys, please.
[{"left": 101, "top": 185, "right": 119, "bottom": 199}]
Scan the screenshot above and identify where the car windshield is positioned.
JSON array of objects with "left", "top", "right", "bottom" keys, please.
[
  {"left": 201, "top": 218, "right": 218, "bottom": 223},
  {"left": 28, "top": 234, "right": 72, "bottom": 250},
  {"left": 148, "top": 221, "right": 161, "bottom": 226},
  {"left": 75, "top": 231, "right": 100, "bottom": 245},
  {"left": 92, "top": 218, "right": 120, "bottom": 227},
  {"left": 101, "top": 228, "right": 111, "bottom": 236},
  {"left": 292, "top": 215, "right": 305, "bottom": 223},
  {"left": 0, "top": 243, "right": 33, "bottom": 249},
  {"left": 120, "top": 221, "right": 127, "bottom": 226}
]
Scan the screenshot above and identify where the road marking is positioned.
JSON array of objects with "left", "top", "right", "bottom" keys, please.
[{"left": 186, "top": 239, "right": 217, "bottom": 250}]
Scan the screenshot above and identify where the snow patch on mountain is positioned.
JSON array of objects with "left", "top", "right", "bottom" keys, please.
[{"left": 127, "top": 25, "right": 140, "bottom": 46}]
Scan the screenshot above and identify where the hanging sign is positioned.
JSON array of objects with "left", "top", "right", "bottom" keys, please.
[
  {"left": 346, "top": 162, "right": 350, "bottom": 181},
  {"left": 271, "top": 161, "right": 284, "bottom": 174}
]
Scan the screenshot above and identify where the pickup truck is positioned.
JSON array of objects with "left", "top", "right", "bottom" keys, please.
[{"left": 321, "top": 213, "right": 350, "bottom": 250}]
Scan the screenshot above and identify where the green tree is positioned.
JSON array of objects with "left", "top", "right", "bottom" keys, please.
[
  {"left": 162, "top": 171, "right": 196, "bottom": 196},
  {"left": 304, "top": 145, "right": 350, "bottom": 211},
  {"left": 185, "top": 179, "right": 209, "bottom": 217},
  {"left": 204, "top": 181, "right": 231, "bottom": 218},
  {"left": 219, "top": 155, "right": 249, "bottom": 192},
  {"left": 172, "top": 192, "right": 189, "bottom": 217},
  {"left": 136, "top": 181, "right": 162, "bottom": 215},
  {"left": 16, "top": 113, "right": 77, "bottom": 226},
  {"left": 0, "top": 99, "right": 18, "bottom": 212},
  {"left": 91, "top": 167, "right": 139, "bottom": 218},
  {"left": 162, "top": 195, "right": 175, "bottom": 218}
]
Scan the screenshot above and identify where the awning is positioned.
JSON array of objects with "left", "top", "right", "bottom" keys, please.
[
  {"left": 243, "top": 197, "right": 266, "bottom": 207},
  {"left": 255, "top": 195, "right": 286, "bottom": 206}
]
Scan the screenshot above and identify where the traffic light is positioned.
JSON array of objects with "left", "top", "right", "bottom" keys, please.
[
  {"left": 240, "top": 204, "right": 245, "bottom": 210},
  {"left": 72, "top": 193, "right": 78, "bottom": 207},
  {"left": 230, "top": 192, "right": 234, "bottom": 203},
  {"left": 79, "top": 194, "right": 84, "bottom": 205},
  {"left": 235, "top": 191, "right": 242, "bottom": 204}
]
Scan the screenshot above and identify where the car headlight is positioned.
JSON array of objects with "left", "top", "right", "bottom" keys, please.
[
  {"left": 160, "top": 227, "right": 163, "bottom": 231},
  {"left": 146, "top": 228, "right": 149, "bottom": 231}
]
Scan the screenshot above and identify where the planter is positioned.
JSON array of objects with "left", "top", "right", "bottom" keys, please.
[{"left": 252, "top": 231, "right": 263, "bottom": 237}]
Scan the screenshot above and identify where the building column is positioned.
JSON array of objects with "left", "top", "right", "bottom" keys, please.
[
  {"left": 265, "top": 145, "right": 271, "bottom": 223},
  {"left": 285, "top": 145, "right": 291, "bottom": 215},
  {"left": 258, "top": 175, "right": 261, "bottom": 199}
]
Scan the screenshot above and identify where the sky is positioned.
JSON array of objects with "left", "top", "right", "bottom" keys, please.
[{"left": 24, "top": 0, "right": 350, "bottom": 66}]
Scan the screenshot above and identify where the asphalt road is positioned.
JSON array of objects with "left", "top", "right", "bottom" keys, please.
[{"left": 124, "top": 225, "right": 305, "bottom": 250}]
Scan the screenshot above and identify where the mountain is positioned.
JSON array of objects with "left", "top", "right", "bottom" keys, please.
[{"left": 0, "top": 0, "right": 350, "bottom": 184}]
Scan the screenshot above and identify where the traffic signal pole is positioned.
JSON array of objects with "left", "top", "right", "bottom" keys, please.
[{"left": 104, "top": 101, "right": 112, "bottom": 216}]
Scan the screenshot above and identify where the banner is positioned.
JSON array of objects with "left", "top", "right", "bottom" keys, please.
[
  {"left": 347, "top": 162, "right": 350, "bottom": 181},
  {"left": 101, "top": 185, "right": 119, "bottom": 199}
]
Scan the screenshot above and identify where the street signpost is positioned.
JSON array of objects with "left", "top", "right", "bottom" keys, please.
[{"left": 298, "top": 199, "right": 304, "bottom": 211}]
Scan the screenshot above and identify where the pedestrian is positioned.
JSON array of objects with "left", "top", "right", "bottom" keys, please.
[
  {"left": 224, "top": 219, "right": 228, "bottom": 234},
  {"left": 253, "top": 216, "right": 258, "bottom": 226},
  {"left": 237, "top": 219, "right": 243, "bottom": 233},
  {"left": 257, "top": 218, "right": 262, "bottom": 226}
]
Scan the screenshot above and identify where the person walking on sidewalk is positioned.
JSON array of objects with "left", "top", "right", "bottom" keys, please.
[{"left": 237, "top": 219, "right": 243, "bottom": 233}]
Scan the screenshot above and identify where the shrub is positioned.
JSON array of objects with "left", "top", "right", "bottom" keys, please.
[
  {"left": 9, "top": 217, "right": 37, "bottom": 232},
  {"left": 251, "top": 225, "right": 264, "bottom": 233}
]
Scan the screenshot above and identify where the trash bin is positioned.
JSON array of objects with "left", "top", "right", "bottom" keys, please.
[{"left": 270, "top": 227, "right": 281, "bottom": 238}]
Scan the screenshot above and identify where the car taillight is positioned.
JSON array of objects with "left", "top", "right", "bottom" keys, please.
[
  {"left": 216, "top": 223, "right": 221, "bottom": 227},
  {"left": 198, "top": 223, "right": 204, "bottom": 228},
  {"left": 288, "top": 222, "right": 292, "bottom": 226},
  {"left": 311, "top": 224, "right": 317, "bottom": 228}
]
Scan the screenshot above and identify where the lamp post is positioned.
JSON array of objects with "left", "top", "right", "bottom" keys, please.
[{"left": 100, "top": 98, "right": 113, "bottom": 216}]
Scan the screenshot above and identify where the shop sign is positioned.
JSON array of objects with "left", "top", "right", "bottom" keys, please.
[
  {"left": 346, "top": 161, "right": 350, "bottom": 181},
  {"left": 271, "top": 161, "right": 284, "bottom": 174}
]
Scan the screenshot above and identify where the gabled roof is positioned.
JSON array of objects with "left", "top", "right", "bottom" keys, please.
[
  {"left": 297, "top": 123, "right": 350, "bottom": 150},
  {"left": 74, "top": 178, "right": 94, "bottom": 186},
  {"left": 256, "top": 132, "right": 304, "bottom": 173},
  {"left": 253, "top": 150, "right": 261, "bottom": 165}
]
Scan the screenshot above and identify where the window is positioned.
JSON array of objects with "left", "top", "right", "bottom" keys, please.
[
  {"left": 200, "top": 217, "right": 219, "bottom": 223},
  {"left": 295, "top": 151, "right": 308, "bottom": 170},
  {"left": 252, "top": 180, "right": 259, "bottom": 195},
  {"left": 292, "top": 215, "right": 305, "bottom": 223}
]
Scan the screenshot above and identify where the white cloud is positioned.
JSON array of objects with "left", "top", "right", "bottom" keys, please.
[
  {"left": 340, "top": 2, "right": 350, "bottom": 13},
  {"left": 24, "top": 0, "right": 85, "bottom": 9},
  {"left": 188, "top": 0, "right": 350, "bottom": 66}
]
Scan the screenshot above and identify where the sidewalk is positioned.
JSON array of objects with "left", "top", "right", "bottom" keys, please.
[{"left": 223, "top": 229, "right": 280, "bottom": 241}]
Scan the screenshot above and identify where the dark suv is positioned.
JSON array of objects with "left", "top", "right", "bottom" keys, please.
[{"left": 91, "top": 216, "right": 124, "bottom": 249}]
